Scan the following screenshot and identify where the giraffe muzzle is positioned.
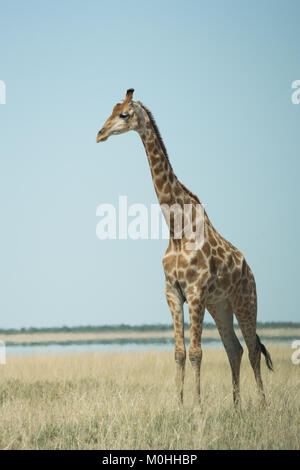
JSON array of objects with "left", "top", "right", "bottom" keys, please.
[{"left": 96, "top": 129, "right": 108, "bottom": 143}]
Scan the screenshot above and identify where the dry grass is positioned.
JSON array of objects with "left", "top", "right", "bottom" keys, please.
[{"left": 0, "top": 346, "right": 299, "bottom": 450}]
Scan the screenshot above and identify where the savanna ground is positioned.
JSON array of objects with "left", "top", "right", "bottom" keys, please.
[{"left": 0, "top": 346, "right": 299, "bottom": 450}]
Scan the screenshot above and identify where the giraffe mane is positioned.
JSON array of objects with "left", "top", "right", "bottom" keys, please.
[
  {"left": 141, "top": 104, "right": 172, "bottom": 167},
  {"left": 141, "top": 103, "right": 200, "bottom": 204}
]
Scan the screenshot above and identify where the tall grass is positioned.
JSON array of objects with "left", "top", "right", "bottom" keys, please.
[{"left": 0, "top": 347, "right": 299, "bottom": 449}]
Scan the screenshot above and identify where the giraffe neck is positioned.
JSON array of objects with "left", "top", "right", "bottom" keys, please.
[
  {"left": 136, "top": 105, "right": 204, "bottom": 242},
  {"left": 137, "top": 105, "right": 199, "bottom": 209}
]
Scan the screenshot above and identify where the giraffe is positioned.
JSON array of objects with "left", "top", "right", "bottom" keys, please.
[{"left": 96, "top": 89, "right": 273, "bottom": 407}]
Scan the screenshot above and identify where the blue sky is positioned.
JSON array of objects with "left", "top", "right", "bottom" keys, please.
[{"left": 0, "top": 0, "right": 299, "bottom": 328}]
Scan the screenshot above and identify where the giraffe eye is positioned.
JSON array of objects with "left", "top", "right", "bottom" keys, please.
[{"left": 119, "top": 113, "right": 129, "bottom": 119}]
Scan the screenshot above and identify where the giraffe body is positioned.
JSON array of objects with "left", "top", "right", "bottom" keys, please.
[{"left": 96, "top": 89, "right": 273, "bottom": 406}]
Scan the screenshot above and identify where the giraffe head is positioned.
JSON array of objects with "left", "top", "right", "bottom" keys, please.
[{"left": 96, "top": 89, "right": 143, "bottom": 143}]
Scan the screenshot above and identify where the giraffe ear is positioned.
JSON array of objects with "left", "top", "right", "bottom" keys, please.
[{"left": 124, "top": 88, "right": 134, "bottom": 103}]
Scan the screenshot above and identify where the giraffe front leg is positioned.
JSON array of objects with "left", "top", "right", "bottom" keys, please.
[
  {"left": 188, "top": 297, "right": 205, "bottom": 406},
  {"left": 165, "top": 281, "right": 186, "bottom": 404}
]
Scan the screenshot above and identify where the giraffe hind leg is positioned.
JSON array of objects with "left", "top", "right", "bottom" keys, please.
[
  {"left": 207, "top": 299, "right": 243, "bottom": 407},
  {"left": 232, "top": 276, "right": 273, "bottom": 405}
]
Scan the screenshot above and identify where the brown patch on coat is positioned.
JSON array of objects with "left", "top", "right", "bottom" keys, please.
[
  {"left": 178, "top": 254, "right": 189, "bottom": 269},
  {"left": 163, "top": 254, "right": 176, "bottom": 272},
  {"left": 186, "top": 268, "right": 198, "bottom": 283},
  {"left": 155, "top": 175, "right": 167, "bottom": 191},
  {"left": 217, "top": 246, "right": 225, "bottom": 257},
  {"left": 202, "top": 242, "right": 211, "bottom": 257}
]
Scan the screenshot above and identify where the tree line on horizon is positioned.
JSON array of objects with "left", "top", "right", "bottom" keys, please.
[{"left": 0, "top": 321, "right": 299, "bottom": 335}]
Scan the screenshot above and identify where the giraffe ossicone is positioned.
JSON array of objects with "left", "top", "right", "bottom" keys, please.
[{"left": 96, "top": 89, "right": 273, "bottom": 407}]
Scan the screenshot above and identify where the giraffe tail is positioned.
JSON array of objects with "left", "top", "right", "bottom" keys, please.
[{"left": 256, "top": 335, "right": 274, "bottom": 371}]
